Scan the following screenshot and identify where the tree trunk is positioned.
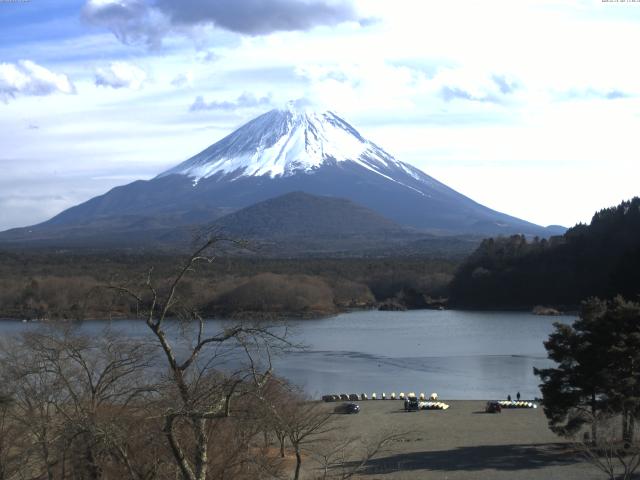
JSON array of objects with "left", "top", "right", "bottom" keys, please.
[
  {"left": 61, "top": 442, "right": 68, "bottom": 480},
  {"left": 194, "top": 417, "right": 209, "bottom": 480},
  {"left": 622, "top": 410, "right": 635, "bottom": 445},
  {"left": 164, "top": 416, "right": 196, "bottom": 480},
  {"left": 294, "top": 445, "right": 302, "bottom": 480},
  {"left": 85, "top": 442, "right": 102, "bottom": 480},
  {"left": 39, "top": 436, "right": 54, "bottom": 480},
  {"left": 591, "top": 393, "right": 598, "bottom": 445}
]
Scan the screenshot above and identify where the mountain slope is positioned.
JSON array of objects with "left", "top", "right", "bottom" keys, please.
[
  {"left": 0, "top": 102, "right": 563, "bottom": 249},
  {"left": 199, "top": 191, "right": 481, "bottom": 257},
  {"left": 176, "top": 191, "right": 418, "bottom": 255},
  {"left": 212, "top": 191, "right": 402, "bottom": 237}
]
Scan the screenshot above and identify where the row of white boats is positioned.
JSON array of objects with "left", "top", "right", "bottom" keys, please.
[
  {"left": 322, "top": 394, "right": 537, "bottom": 411},
  {"left": 322, "top": 392, "right": 441, "bottom": 402},
  {"left": 498, "top": 400, "right": 538, "bottom": 409},
  {"left": 416, "top": 401, "right": 450, "bottom": 410}
]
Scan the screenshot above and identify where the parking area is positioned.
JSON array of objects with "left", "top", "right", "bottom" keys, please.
[{"left": 326, "top": 400, "right": 602, "bottom": 480}]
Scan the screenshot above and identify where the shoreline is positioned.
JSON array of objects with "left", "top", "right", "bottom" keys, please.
[
  {"left": 0, "top": 306, "right": 578, "bottom": 323},
  {"left": 320, "top": 398, "right": 540, "bottom": 403}
]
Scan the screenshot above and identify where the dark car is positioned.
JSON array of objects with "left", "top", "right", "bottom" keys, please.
[
  {"left": 404, "top": 397, "right": 420, "bottom": 412},
  {"left": 485, "top": 401, "right": 502, "bottom": 413},
  {"left": 334, "top": 402, "right": 360, "bottom": 414}
]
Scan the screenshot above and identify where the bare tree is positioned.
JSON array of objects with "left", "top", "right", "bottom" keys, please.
[
  {"left": 0, "top": 328, "right": 157, "bottom": 480},
  {"left": 312, "top": 430, "right": 407, "bottom": 480},
  {"left": 259, "top": 386, "right": 406, "bottom": 480},
  {"left": 284, "top": 401, "right": 334, "bottom": 480},
  {"left": 0, "top": 236, "right": 295, "bottom": 480},
  {"left": 0, "top": 335, "right": 68, "bottom": 480},
  {"left": 51, "top": 331, "right": 156, "bottom": 479},
  {"left": 203, "top": 408, "right": 286, "bottom": 480},
  {"left": 257, "top": 377, "right": 296, "bottom": 459},
  {"left": 0, "top": 393, "right": 25, "bottom": 480},
  {"left": 575, "top": 412, "right": 640, "bottom": 480},
  {"left": 109, "top": 236, "right": 292, "bottom": 480},
  {"left": 251, "top": 375, "right": 337, "bottom": 480}
]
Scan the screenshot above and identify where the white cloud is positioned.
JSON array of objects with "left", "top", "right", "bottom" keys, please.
[
  {"left": 170, "top": 71, "right": 193, "bottom": 87},
  {"left": 0, "top": 60, "right": 76, "bottom": 102},
  {"left": 196, "top": 50, "right": 221, "bottom": 63},
  {"left": 95, "top": 61, "right": 147, "bottom": 89},
  {"left": 189, "top": 92, "right": 272, "bottom": 112}
]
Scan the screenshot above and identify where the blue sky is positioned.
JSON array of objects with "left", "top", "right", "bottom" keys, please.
[{"left": 1, "top": 0, "right": 639, "bottom": 230}]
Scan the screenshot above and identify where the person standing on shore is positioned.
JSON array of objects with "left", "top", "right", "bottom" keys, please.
[
  {"left": 507, "top": 394, "right": 511, "bottom": 401},
  {"left": 516, "top": 392, "right": 521, "bottom": 401}
]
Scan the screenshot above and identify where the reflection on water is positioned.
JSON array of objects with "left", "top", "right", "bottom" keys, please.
[{"left": 0, "top": 309, "right": 575, "bottom": 400}]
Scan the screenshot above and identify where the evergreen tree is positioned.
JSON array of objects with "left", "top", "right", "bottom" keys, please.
[
  {"left": 535, "top": 297, "right": 640, "bottom": 443},
  {"left": 534, "top": 299, "right": 610, "bottom": 441},
  {"left": 599, "top": 297, "right": 640, "bottom": 443}
]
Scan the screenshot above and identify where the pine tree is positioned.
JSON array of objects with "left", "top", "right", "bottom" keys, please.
[{"left": 535, "top": 297, "right": 640, "bottom": 443}]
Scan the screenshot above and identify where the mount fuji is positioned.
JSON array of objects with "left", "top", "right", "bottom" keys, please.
[{"left": 0, "top": 102, "right": 563, "bottom": 251}]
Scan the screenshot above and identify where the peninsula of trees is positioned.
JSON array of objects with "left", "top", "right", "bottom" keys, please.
[{"left": 449, "top": 197, "right": 640, "bottom": 310}]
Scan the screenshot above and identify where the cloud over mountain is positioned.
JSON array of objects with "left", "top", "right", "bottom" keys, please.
[
  {"left": 189, "top": 92, "right": 272, "bottom": 112},
  {"left": 0, "top": 60, "right": 76, "bottom": 102}
]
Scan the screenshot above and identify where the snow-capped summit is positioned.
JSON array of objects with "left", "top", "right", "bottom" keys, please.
[{"left": 159, "top": 101, "right": 425, "bottom": 190}]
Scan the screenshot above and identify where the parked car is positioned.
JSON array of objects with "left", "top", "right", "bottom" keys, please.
[
  {"left": 404, "top": 397, "right": 420, "bottom": 412},
  {"left": 334, "top": 402, "right": 360, "bottom": 414},
  {"left": 485, "top": 401, "right": 502, "bottom": 413}
]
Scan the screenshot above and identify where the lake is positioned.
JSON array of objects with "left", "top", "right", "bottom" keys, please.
[{"left": 0, "top": 309, "right": 574, "bottom": 400}]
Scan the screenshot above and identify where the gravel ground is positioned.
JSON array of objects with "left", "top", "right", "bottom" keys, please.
[{"left": 323, "top": 400, "right": 603, "bottom": 480}]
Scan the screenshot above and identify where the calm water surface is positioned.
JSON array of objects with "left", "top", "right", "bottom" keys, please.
[{"left": 0, "top": 310, "right": 574, "bottom": 400}]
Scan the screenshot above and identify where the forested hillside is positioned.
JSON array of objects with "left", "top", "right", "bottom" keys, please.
[
  {"left": 0, "top": 253, "right": 456, "bottom": 320},
  {"left": 450, "top": 197, "right": 640, "bottom": 309}
]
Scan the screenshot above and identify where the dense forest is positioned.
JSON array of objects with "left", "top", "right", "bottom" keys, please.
[
  {"left": 0, "top": 252, "right": 456, "bottom": 320},
  {"left": 449, "top": 197, "right": 640, "bottom": 309}
]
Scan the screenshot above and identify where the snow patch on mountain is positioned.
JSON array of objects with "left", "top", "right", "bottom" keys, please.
[{"left": 159, "top": 102, "right": 431, "bottom": 194}]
